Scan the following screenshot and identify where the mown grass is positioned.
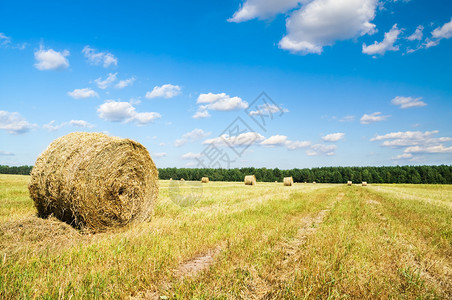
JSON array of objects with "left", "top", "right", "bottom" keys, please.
[{"left": 0, "top": 175, "right": 450, "bottom": 299}]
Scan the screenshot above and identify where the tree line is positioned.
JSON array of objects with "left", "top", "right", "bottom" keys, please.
[{"left": 1, "top": 165, "right": 452, "bottom": 184}]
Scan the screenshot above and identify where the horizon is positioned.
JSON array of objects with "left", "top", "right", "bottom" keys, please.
[{"left": 1, "top": 0, "right": 452, "bottom": 169}]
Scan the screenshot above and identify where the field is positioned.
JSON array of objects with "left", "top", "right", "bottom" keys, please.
[{"left": 0, "top": 174, "right": 451, "bottom": 299}]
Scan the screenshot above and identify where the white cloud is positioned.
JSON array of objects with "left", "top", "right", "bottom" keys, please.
[
  {"left": 0, "top": 33, "right": 11, "bottom": 46},
  {"left": 43, "top": 119, "right": 95, "bottom": 131},
  {"left": 153, "top": 152, "right": 167, "bottom": 158},
  {"left": 203, "top": 132, "right": 265, "bottom": 147},
  {"left": 279, "top": 0, "right": 378, "bottom": 54},
  {"left": 43, "top": 120, "right": 65, "bottom": 131},
  {"left": 97, "top": 100, "right": 161, "bottom": 125},
  {"left": 362, "top": 24, "right": 401, "bottom": 56},
  {"left": 391, "top": 96, "right": 427, "bottom": 109},
  {"left": 34, "top": 46, "right": 69, "bottom": 70},
  {"left": 182, "top": 152, "right": 202, "bottom": 159},
  {"left": 228, "top": 0, "right": 301, "bottom": 23},
  {"left": 197, "top": 93, "right": 248, "bottom": 111},
  {"left": 95, "top": 73, "right": 118, "bottom": 89},
  {"left": 286, "top": 140, "right": 311, "bottom": 150},
  {"left": 192, "top": 110, "right": 210, "bottom": 119},
  {"left": 175, "top": 128, "right": 211, "bottom": 147},
  {"left": 82, "top": 46, "right": 118, "bottom": 68},
  {"left": 322, "top": 132, "right": 345, "bottom": 142},
  {"left": 360, "top": 112, "right": 390, "bottom": 124},
  {"left": 115, "top": 77, "right": 135, "bottom": 89},
  {"left": 424, "top": 39, "right": 440, "bottom": 49},
  {"left": 407, "top": 25, "right": 424, "bottom": 41},
  {"left": 372, "top": 130, "right": 452, "bottom": 158},
  {"left": 249, "top": 104, "right": 289, "bottom": 116},
  {"left": 306, "top": 144, "right": 337, "bottom": 156},
  {"left": 67, "top": 88, "right": 99, "bottom": 99},
  {"left": 146, "top": 84, "right": 181, "bottom": 99},
  {"left": 260, "top": 135, "right": 288, "bottom": 146},
  {"left": 393, "top": 153, "right": 413, "bottom": 160},
  {"left": 432, "top": 18, "right": 452, "bottom": 40},
  {"left": 69, "top": 120, "right": 94, "bottom": 128},
  {"left": 405, "top": 145, "right": 452, "bottom": 154},
  {"left": 339, "top": 115, "right": 355, "bottom": 122},
  {"left": 0, "top": 151, "right": 14, "bottom": 156},
  {"left": 0, "top": 111, "right": 37, "bottom": 134}
]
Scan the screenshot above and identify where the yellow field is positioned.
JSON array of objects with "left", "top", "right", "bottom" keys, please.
[{"left": 0, "top": 174, "right": 451, "bottom": 299}]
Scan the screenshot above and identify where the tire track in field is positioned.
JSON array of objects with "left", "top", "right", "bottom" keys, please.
[{"left": 244, "top": 191, "right": 345, "bottom": 299}]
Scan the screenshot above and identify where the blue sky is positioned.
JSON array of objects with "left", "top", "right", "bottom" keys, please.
[{"left": 1, "top": 0, "right": 451, "bottom": 169}]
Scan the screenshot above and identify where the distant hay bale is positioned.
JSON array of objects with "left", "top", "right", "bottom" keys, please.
[
  {"left": 201, "top": 177, "right": 209, "bottom": 183},
  {"left": 283, "top": 177, "right": 293, "bottom": 186},
  {"left": 28, "top": 132, "right": 159, "bottom": 233},
  {"left": 170, "top": 178, "right": 173, "bottom": 180},
  {"left": 180, "top": 178, "right": 185, "bottom": 181},
  {"left": 347, "top": 181, "right": 352, "bottom": 186},
  {"left": 244, "top": 175, "right": 256, "bottom": 185},
  {"left": 362, "top": 181, "right": 368, "bottom": 186},
  {"left": 313, "top": 181, "right": 316, "bottom": 184}
]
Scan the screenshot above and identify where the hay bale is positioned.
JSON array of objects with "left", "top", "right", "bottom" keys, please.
[
  {"left": 244, "top": 175, "right": 256, "bottom": 185},
  {"left": 347, "top": 181, "right": 352, "bottom": 186},
  {"left": 313, "top": 181, "right": 316, "bottom": 184},
  {"left": 170, "top": 178, "right": 173, "bottom": 181},
  {"left": 362, "top": 181, "right": 368, "bottom": 186},
  {"left": 180, "top": 178, "right": 185, "bottom": 181},
  {"left": 28, "top": 132, "right": 159, "bottom": 233},
  {"left": 283, "top": 177, "right": 293, "bottom": 186},
  {"left": 201, "top": 177, "right": 209, "bottom": 183}
]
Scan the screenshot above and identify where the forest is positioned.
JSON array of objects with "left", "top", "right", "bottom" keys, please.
[{"left": 1, "top": 165, "right": 451, "bottom": 184}]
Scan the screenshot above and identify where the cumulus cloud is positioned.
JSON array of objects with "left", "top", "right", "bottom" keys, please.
[
  {"left": 0, "top": 151, "right": 14, "bottom": 156},
  {"left": 391, "top": 96, "right": 427, "bottom": 109},
  {"left": 82, "top": 46, "right": 118, "bottom": 68},
  {"left": 322, "top": 132, "right": 345, "bottom": 142},
  {"left": 153, "top": 152, "right": 167, "bottom": 158},
  {"left": 146, "top": 84, "right": 181, "bottom": 99},
  {"left": 0, "top": 111, "right": 37, "bottom": 134},
  {"left": 115, "top": 77, "right": 135, "bottom": 89},
  {"left": 260, "top": 135, "right": 288, "bottom": 146},
  {"left": 69, "top": 120, "right": 94, "bottom": 128},
  {"left": 97, "top": 100, "right": 161, "bottom": 125},
  {"left": 360, "top": 112, "right": 390, "bottom": 124},
  {"left": 228, "top": 0, "right": 301, "bottom": 22},
  {"left": 67, "top": 88, "right": 99, "bottom": 99},
  {"left": 279, "top": 0, "right": 378, "bottom": 54},
  {"left": 286, "top": 140, "right": 311, "bottom": 150},
  {"left": 424, "top": 19, "right": 452, "bottom": 49},
  {"left": 371, "top": 130, "right": 452, "bottom": 158},
  {"left": 248, "top": 104, "right": 289, "bottom": 116},
  {"left": 306, "top": 144, "right": 337, "bottom": 156},
  {"left": 182, "top": 152, "right": 202, "bottom": 159},
  {"left": 393, "top": 153, "right": 413, "bottom": 160},
  {"left": 43, "top": 119, "right": 95, "bottom": 131},
  {"left": 34, "top": 46, "right": 69, "bottom": 70},
  {"left": 432, "top": 18, "right": 452, "bottom": 40},
  {"left": 362, "top": 24, "right": 401, "bottom": 56},
  {"left": 203, "top": 132, "right": 265, "bottom": 147},
  {"left": 192, "top": 110, "right": 210, "bottom": 119},
  {"left": 95, "top": 73, "right": 117, "bottom": 89},
  {"left": 175, "top": 128, "right": 211, "bottom": 147},
  {"left": 407, "top": 25, "right": 424, "bottom": 41}
]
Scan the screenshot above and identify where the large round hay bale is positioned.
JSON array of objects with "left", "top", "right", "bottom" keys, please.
[
  {"left": 28, "top": 132, "right": 159, "bottom": 233},
  {"left": 362, "top": 181, "right": 368, "bottom": 186},
  {"left": 201, "top": 177, "right": 209, "bottom": 183},
  {"left": 283, "top": 177, "right": 293, "bottom": 186},
  {"left": 244, "top": 175, "right": 256, "bottom": 185},
  {"left": 347, "top": 181, "right": 352, "bottom": 186}
]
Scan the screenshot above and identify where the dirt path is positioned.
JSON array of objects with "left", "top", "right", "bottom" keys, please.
[{"left": 243, "top": 192, "right": 345, "bottom": 299}]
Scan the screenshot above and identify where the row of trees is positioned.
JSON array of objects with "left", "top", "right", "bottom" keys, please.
[
  {"left": 1, "top": 165, "right": 452, "bottom": 184},
  {"left": 159, "top": 165, "right": 452, "bottom": 184}
]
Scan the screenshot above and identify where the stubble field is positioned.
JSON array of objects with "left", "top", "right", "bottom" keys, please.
[{"left": 0, "top": 174, "right": 451, "bottom": 299}]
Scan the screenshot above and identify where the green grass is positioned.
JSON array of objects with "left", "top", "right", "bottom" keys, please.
[{"left": 0, "top": 175, "right": 451, "bottom": 299}]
